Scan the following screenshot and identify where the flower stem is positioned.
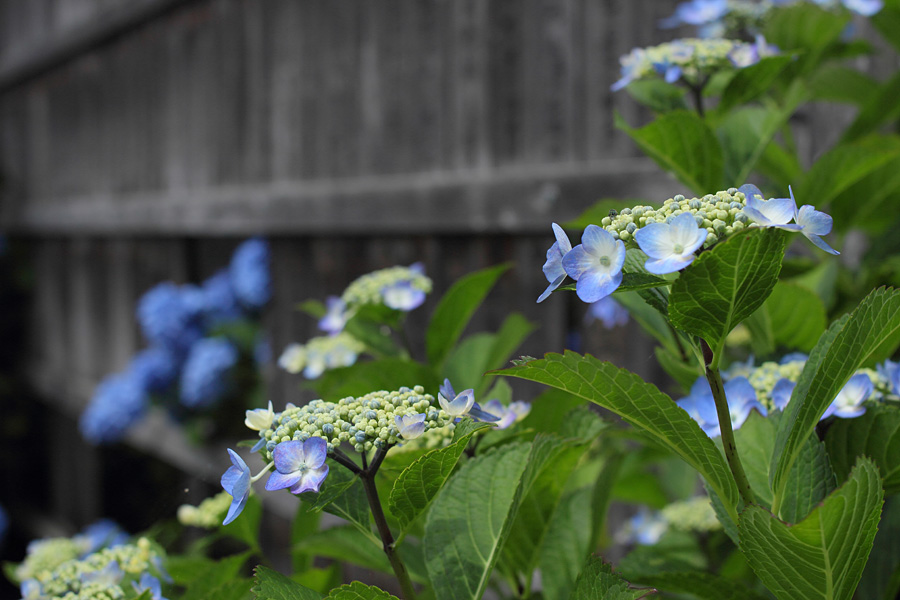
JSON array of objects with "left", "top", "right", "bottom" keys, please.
[
  {"left": 690, "top": 82, "right": 705, "bottom": 118},
  {"left": 330, "top": 448, "right": 362, "bottom": 475},
  {"left": 701, "top": 340, "right": 756, "bottom": 506},
  {"left": 361, "top": 447, "right": 417, "bottom": 599}
]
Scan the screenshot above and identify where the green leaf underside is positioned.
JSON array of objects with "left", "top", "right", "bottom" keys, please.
[
  {"left": 771, "top": 288, "right": 900, "bottom": 505},
  {"left": 825, "top": 405, "right": 900, "bottom": 496},
  {"left": 426, "top": 263, "right": 511, "bottom": 367},
  {"left": 496, "top": 351, "right": 741, "bottom": 525},
  {"left": 423, "top": 442, "right": 532, "bottom": 600},
  {"left": 323, "top": 582, "right": 399, "bottom": 600},
  {"left": 669, "top": 227, "right": 787, "bottom": 356},
  {"left": 388, "top": 422, "right": 493, "bottom": 533},
  {"left": 253, "top": 565, "right": 323, "bottom": 600},
  {"left": 633, "top": 572, "right": 771, "bottom": 600},
  {"left": 615, "top": 110, "right": 724, "bottom": 194},
  {"left": 572, "top": 556, "right": 655, "bottom": 599},
  {"left": 740, "top": 458, "right": 884, "bottom": 600}
]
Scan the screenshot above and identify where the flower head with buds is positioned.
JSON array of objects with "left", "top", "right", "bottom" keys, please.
[
  {"left": 634, "top": 211, "right": 708, "bottom": 274},
  {"left": 563, "top": 225, "right": 626, "bottom": 303}
]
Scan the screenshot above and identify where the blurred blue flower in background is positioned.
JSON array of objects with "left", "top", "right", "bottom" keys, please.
[
  {"left": 129, "top": 347, "right": 180, "bottom": 394},
  {"left": 0, "top": 504, "right": 8, "bottom": 547},
  {"left": 585, "top": 297, "right": 630, "bottom": 329},
  {"left": 77, "top": 519, "right": 129, "bottom": 555},
  {"left": 200, "top": 269, "right": 243, "bottom": 326},
  {"left": 179, "top": 338, "right": 239, "bottom": 409},
  {"left": 79, "top": 373, "right": 149, "bottom": 444},
  {"left": 230, "top": 238, "right": 271, "bottom": 311},
  {"left": 137, "top": 282, "right": 205, "bottom": 354}
]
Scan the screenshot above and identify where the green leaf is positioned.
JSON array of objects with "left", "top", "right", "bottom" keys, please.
[
  {"left": 717, "top": 105, "right": 795, "bottom": 190},
  {"left": 501, "top": 436, "right": 589, "bottom": 590},
  {"left": 423, "top": 442, "right": 532, "bottom": 600},
  {"left": 221, "top": 495, "right": 262, "bottom": 551},
  {"left": 808, "top": 65, "right": 879, "bottom": 105},
  {"left": 301, "top": 464, "right": 375, "bottom": 544},
  {"left": 872, "top": 2, "right": 900, "bottom": 54},
  {"left": 290, "top": 503, "right": 322, "bottom": 573},
  {"left": 779, "top": 434, "right": 837, "bottom": 525},
  {"left": 744, "top": 281, "right": 827, "bottom": 355},
  {"left": 668, "top": 228, "right": 787, "bottom": 357},
  {"left": 388, "top": 421, "right": 493, "bottom": 533},
  {"left": 323, "top": 582, "right": 399, "bottom": 600},
  {"left": 538, "top": 487, "right": 596, "bottom": 600},
  {"left": 797, "top": 135, "right": 900, "bottom": 215},
  {"left": 182, "top": 553, "right": 250, "bottom": 600},
  {"left": 764, "top": 3, "right": 849, "bottom": 53},
  {"left": 426, "top": 264, "right": 511, "bottom": 367},
  {"left": 825, "top": 404, "right": 900, "bottom": 496},
  {"left": 717, "top": 55, "right": 794, "bottom": 114},
  {"left": 301, "top": 460, "right": 359, "bottom": 513},
  {"left": 841, "top": 72, "right": 900, "bottom": 143},
  {"left": 771, "top": 288, "right": 900, "bottom": 508},
  {"left": 856, "top": 495, "right": 900, "bottom": 600},
  {"left": 740, "top": 458, "right": 884, "bottom": 600},
  {"left": 655, "top": 345, "right": 705, "bottom": 392},
  {"left": 625, "top": 79, "right": 689, "bottom": 113},
  {"left": 496, "top": 351, "right": 741, "bottom": 526},
  {"left": 633, "top": 571, "right": 772, "bottom": 600},
  {"left": 308, "top": 359, "right": 440, "bottom": 401},
  {"left": 253, "top": 565, "right": 323, "bottom": 600},
  {"left": 828, "top": 153, "right": 900, "bottom": 234},
  {"left": 615, "top": 110, "right": 723, "bottom": 194},
  {"left": 296, "top": 300, "right": 326, "bottom": 319},
  {"left": 572, "top": 556, "right": 655, "bottom": 599},
  {"left": 757, "top": 139, "right": 803, "bottom": 189},
  {"left": 732, "top": 411, "right": 777, "bottom": 508}
]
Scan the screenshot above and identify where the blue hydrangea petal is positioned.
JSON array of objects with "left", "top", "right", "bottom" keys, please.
[
  {"left": 265, "top": 470, "right": 303, "bottom": 492},
  {"left": 272, "top": 440, "right": 306, "bottom": 474},
  {"left": 644, "top": 254, "right": 696, "bottom": 274},
  {"left": 251, "top": 437, "right": 267, "bottom": 453},
  {"left": 537, "top": 273, "right": 567, "bottom": 303},
  {"left": 575, "top": 269, "right": 623, "bottom": 303},
  {"left": 289, "top": 465, "right": 329, "bottom": 495},
  {"left": 796, "top": 204, "right": 833, "bottom": 236},
  {"left": 842, "top": 0, "right": 883, "bottom": 16},
  {"left": 582, "top": 224, "right": 620, "bottom": 258},
  {"left": 745, "top": 195, "right": 798, "bottom": 227},
  {"left": 439, "top": 379, "right": 456, "bottom": 400},
  {"left": 738, "top": 183, "right": 765, "bottom": 202},
  {"left": 303, "top": 437, "right": 329, "bottom": 469},
  {"left": 633, "top": 222, "right": 674, "bottom": 258},
  {"left": 771, "top": 378, "right": 796, "bottom": 410},
  {"left": 468, "top": 402, "right": 502, "bottom": 423},
  {"left": 382, "top": 281, "right": 426, "bottom": 311},
  {"left": 585, "top": 296, "right": 630, "bottom": 329}
]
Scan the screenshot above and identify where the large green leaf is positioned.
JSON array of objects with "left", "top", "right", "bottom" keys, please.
[
  {"left": 763, "top": 3, "right": 849, "bottom": 53},
  {"left": 771, "top": 288, "right": 900, "bottom": 508},
  {"left": 828, "top": 153, "right": 900, "bottom": 234},
  {"left": 572, "top": 556, "right": 655, "bottom": 599},
  {"left": 872, "top": 1, "right": 900, "bottom": 53},
  {"left": 323, "top": 582, "right": 399, "bottom": 600},
  {"left": 625, "top": 79, "right": 689, "bottom": 113},
  {"left": 740, "top": 458, "right": 884, "bottom": 600},
  {"left": 633, "top": 572, "right": 772, "bottom": 600},
  {"left": 825, "top": 404, "right": 900, "bottom": 496},
  {"left": 615, "top": 110, "right": 723, "bottom": 194},
  {"left": 797, "top": 135, "right": 900, "bottom": 215},
  {"left": 807, "top": 65, "right": 879, "bottom": 106},
  {"left": 717, "top": 107, "right": 786, "bottom": 189},
  {"left": 538, "top": 487, "right": 596, "bottom": 600},
  {"left": 668, "top": 228, "right": 787, "bottom": 357},
  {"left": 388, "top": 421, "right": 493, "bottom": 533},
  {"left": 423, "top": 442, "right": 532, "bottom": 600},
  {"left": 743, "top": 281, "right": 827, "bottom": 355},
  {"left": 300, "top": 463, "right": 375, "bottom": 544},
  {"left": 496, "top": 351, "right": 741, "bottom": 525},
  {"left": 181, "top": 553, "right": 251, "bottom": 600},
  {"left": 253, "top": 565, "right": 323, "bottom": 600},
  {"left": 426, "top": 264, "right": 510, "bottom": 367},
  {"left": 856, "top": 496, "right": 900, "bottom": 600},
  {"left": 717, "top": 55, "right": 794, "bottom": 114},
  {"left": 840, "top": 72, "right": 900, "bottom": 144}
]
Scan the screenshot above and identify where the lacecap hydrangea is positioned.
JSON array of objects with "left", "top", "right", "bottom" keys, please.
[
  {"left": 278, "top": 333, "right": 366, "bottom": 379},
  {"left": 611, "top": 37, "right": 777, "bottom": 91},
  {"left": 341, "top": 263, "right": 432, "bottom": 311}
]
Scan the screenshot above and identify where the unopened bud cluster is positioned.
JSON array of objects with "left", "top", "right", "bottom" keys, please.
[
  {"left": 341, "top": 265, "right": 432, "bottom": 309},
  {"left": 178, "top": 491, "right": 234, "bottom": 529},
  {"left": 601, "top": 188, "right": 752, "bottom": 248},
  {"left": 15, "top": 538, "right": 88, "bottom": 582},
  {"left": 23, "top": 538, "right": 158, "bottom": 598},
  {"left": 278, "top": 332, "right": 366, "bottom": 379},
  {"left": 256, "top": 386, "right": 451, "bottom": 455},
  {"left": 616, "top": 38, "right": 753, "bottom": 88}
]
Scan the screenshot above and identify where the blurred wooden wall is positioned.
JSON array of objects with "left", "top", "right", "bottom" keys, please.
[{"left": 0, "top": 0, "right": 706, "bottom": 533}]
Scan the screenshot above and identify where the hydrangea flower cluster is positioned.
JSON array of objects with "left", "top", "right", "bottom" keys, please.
[
  {"left": 611, "top": 37, "right": 777, "bottom": 91},
  {"left": 177, "top": 491, "right": 236, "bottom": 529},
  {"left": 255, "top": 387, "right": 449, "bottom": 455},
  {"left": 17, "top": 538, "right": 165, "bottom": 600},
  {"left": 661, "top": 0, "right": 883, "bottom": 38},
  {"left": 14, "top": 521, "right": 130, "bottom": 584},
  {"left": 80, "top": 238, "right": 271, "bottom": 444},
  {"left": 278, "top": 333, "right": 367, "bottom": 379},
  {"left": 540, "top": 187, "right": 838, "bottom": 304},
  {"left": 340, "top": 263, "right": 432, "bottom": 312},
  {"left": 678, "top": 354, "right": 894, "bottom": 436},
  {"left": 620, "top": 496, "right": 721, "bottom": 546}
]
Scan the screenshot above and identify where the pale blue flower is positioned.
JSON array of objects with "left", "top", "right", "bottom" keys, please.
[
  {"left": 677, "top": 376, "right": 765, "bottom": 437},
  {"left": 319, "top": 296, "right": 349, "bottom": 334},
  {"left": 78, "top": 520, "right": 128, "bottom": 554},
  {"left": 739, "top": 184, "right": 802, "bottom": 230},
  {"left": 265, "top": 438, "right": 330, "bottom": 495},
  {"left": 438, "top": 379, "right": 499, "bottom": 421},
  {"left": 382, "top": 280, "right": 426, "bottom": 311},
  {"left": 729, "top": 35, "right": 779, "bottom": 68},
  {"left": 625, "top": 508, "right": 668, "bottom": 545},
  {"left": 722, "top": 355, "right": 755, "bottom": 380},
  {"left": 794, "top": 195, "right": 839, "bottom": 255},
  {"left": 538, "top": 223, "right": 573, "bottom": 303},
  {"left": 394, "top": 414, "right": 427, "bottom": 440},
  {"left": 652, "top": 42, "right": 693, "bottom": 83},
  {"left": 634, "top": 211, "right": 708, "bottom": 274},
  {"left": 771, "top": 378, "right": 796, "bottom": 410},
  {"left": 877, "top": 359, "right": 900, "bottom": 394},
  {"left": 179, "top": 338, "right": 239, "bottom": 409},
  {"left": 586, "top": 296, "right": 630, "bottom": 329},
  {"left": 562, "top": 225, "right": 626, "bottom": 303},
  {"left": 611, "top": 48, "right": 647, "bottom": 91},
  {"left": 20, "top": 579, "right": 44, "bottom": 600},
  {"left": 822, "top": 373, "right": 872, "bottom": 419},
  {"left": 842, "top": 0, "right": 883, "bottom": 16},
  {"left": 81, "top": 561, "right": 124, "bottom": 586},
  {"left": 659, "top": 0, "right": 728, "bottom": 29},
  {"left": 780, "top": 352, "right": 808, "bottom": 365},
  {"left": 132, "top": 573, "right": 168, "bottom": 600},
  {"left": 482, "top": 399, "right": 531, "bottom": 429},
  {"left": 229, "top": 238, "right": 271, "bottom": 311},
  {"left": 221, "top": 448, "right": 251, "bottom": 525}
]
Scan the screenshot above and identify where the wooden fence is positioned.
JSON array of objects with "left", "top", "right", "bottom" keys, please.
[{"left": 1, "top": 0, "right": 891, "bottom": 557}]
